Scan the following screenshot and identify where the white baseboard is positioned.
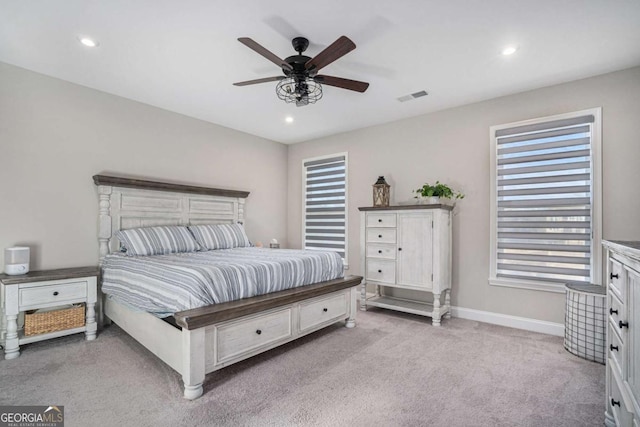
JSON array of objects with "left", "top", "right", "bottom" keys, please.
[{"left": 451, "top": 306, "right": 564, "bottom": 337}]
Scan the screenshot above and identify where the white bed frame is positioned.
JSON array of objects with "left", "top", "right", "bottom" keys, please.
[{"left": 94, "top": 175, "right": 360, "bottom": 400}]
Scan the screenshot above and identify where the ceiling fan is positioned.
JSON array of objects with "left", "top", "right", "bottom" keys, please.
[{"left": 233, "top": 36, "right": 369, "bottom": 107}]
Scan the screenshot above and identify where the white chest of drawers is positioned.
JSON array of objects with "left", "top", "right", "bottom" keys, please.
[
  {"left": 603, "top": 240, "right": 640, "bottom": 427},
  {"left": 358, "top": 205, "right": 452, "bottom": 326},
  {"left": 1, "top": 267, "right": 98, "bottom": 359}
]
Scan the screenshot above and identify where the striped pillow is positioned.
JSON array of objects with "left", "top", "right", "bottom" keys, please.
[
  {"left": 188, "top": 224, "right": 251, "bottom": 250},
  {"left": 115, "top": 226, "right": 200, "bottom": 256}
]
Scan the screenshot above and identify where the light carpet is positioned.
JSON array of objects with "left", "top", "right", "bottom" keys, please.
[{"left": 0, "top": 309, "right": 604, "bottom": 427}]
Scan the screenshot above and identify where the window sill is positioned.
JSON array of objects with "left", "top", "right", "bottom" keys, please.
[{"left": 489, "top": 277, "right": 566, "bottom": 294}]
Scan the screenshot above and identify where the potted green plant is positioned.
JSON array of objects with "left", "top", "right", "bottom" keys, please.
[{"left": 413, "top": 181, "right": 464, "bottom": 205}]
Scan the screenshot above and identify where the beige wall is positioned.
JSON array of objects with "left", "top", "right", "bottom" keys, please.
[
  {"left": 0, "top": 62, "right": 288, "bottom": 271},
  {"left": 287, "top": 66, "right": 640, "bottom": 324}
]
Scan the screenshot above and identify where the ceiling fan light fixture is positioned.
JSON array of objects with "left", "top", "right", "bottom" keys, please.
[
  {"left": 502, "top": 45, "right": 518, "bottom": 56},
  {"left": 276, "top": 77, "right": 323, "bottom": 107}
]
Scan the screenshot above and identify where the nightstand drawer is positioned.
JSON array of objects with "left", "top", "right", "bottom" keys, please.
[
  {"left": 19, "top": 281, "right": 88, "bottom": 308},
  {"left": 366, "top": 213, "right": 396, "bottom": 228}
]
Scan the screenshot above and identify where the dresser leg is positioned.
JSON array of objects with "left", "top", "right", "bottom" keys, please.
[
  {"left": 444, "top": 289, "right": 451, "bottom": 320},
  {"left": 4, "top": 314, "right": 20, "bottom": 359},
  {"left": 604, "top": 410, "right": 615, "bottom": 427},
  {"left": 360, "top": 280, "right": 367, "bottom": 311},
  {"left": 85, "top": 302, "right": 97, "bottom": 341},
  {"left": 432, "top": 293, "right": 442, "bottom": 327}
]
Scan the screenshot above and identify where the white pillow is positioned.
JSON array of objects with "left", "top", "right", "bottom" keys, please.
[{"left": 115, "top": 225, "right": 200, "bottom": 256}]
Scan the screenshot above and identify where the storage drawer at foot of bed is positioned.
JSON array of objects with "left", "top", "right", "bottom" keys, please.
[
  {"left": 215, "top": 308, "right": 293, "bottom": 364},
  {"left": 299, "top": 292, "right": 348, "bottom": 332}
]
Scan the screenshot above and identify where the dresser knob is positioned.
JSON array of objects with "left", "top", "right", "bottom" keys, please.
[
  {"left": 610, "top": 344, "right": 619, "bottom": 352},
  {"left": 323, "top": 308, "right": 328, "bottom": 312},
  {"left": 378, "top": 270, "right": 382, "bottom": 273},
  {"left": 378, "top": 235, "right": 382, "bottom": 238},
  {"left": 610, "top": 273, "right": 619, "bottom": 280},
  {"left": 378, "top": 250, "right": 382, "bottom": 254},
  {"left": 619, "top": 321, "right": 629, "bottom": 329},
  {"left": 398, "top": 248, "right": 402, "bottom": 251},
  {"left": 53, "top": 291, "right": 59, "bottom": 296},
  {"left": 610, "top": 308, "right": 618, "bottom": 315},
  {"left": 256, "top": 329, "right": 262, "bottom": 335},
  {"left": 378, "top": 219, "right": 382, "bottom": 223},
  {"left": 611, "top": 399, "right": 621, "bottom": 407}
]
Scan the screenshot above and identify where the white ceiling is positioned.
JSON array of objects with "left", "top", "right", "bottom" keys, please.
[{"left": 1, "top": 1, "right": 639, "bottom": 144}]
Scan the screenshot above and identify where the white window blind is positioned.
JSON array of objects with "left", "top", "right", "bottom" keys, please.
[
  {"left": 303, "top": 155, "right": 346, "bottom": 259},
  {"left": 494, "top": 114, "right": 595, "bottom": 284}
]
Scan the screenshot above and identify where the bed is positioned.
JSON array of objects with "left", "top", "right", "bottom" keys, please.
[{"left": 94, "top": 175, "right": 361, "bottom": 400}]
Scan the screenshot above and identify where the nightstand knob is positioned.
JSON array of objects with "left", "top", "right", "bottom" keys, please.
[
  {"left": 611, "top": 273, "right": 619, "bottom": 280},
  {"left": 323, "top": 308, "right": 328, "bottom": 312},
  {"left": 610, "top": 308, "right": 618, "bottom": 315},
  {"left": 378, "top": 235, "right": 382, "bottom": 238},
  {"left": 611, "top": 399, "right": 621, "bottom": 407},
  {"left": 256, "top": 329, "right": 262, "bottom": 335},
  {"left": 53, "top": 291, "right": 59, "bottom": 296},
  {"left": 378, "top": 250, "right": 382, "bottom": 254},
  {"left": 619, "top": 321, "right": 629, "bottom": 329},
  {"left": 378, "top": 219, "right": 382, "bottom": 223},
  {"left": 610, "top": 344, "right": 619, "bottom": 352}
]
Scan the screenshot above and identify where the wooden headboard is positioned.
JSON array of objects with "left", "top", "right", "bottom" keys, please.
[{"left": 93, "top": 175, "right": 250, "bottom": 261}]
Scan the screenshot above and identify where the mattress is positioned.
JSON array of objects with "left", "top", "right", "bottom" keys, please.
[{"left": 101, "top": 247, "right": 344, "bottom": 317}]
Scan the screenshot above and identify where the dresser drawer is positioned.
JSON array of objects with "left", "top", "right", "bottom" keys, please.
[
  {"left": 366, "top": 213, "right": 396, "bottom": 228},
  {"left": 609, "top": 322, "right": 625, "bottom": 376},
  {"left": 609, "top": 292, "right": 625, "bottom": 333},
  {"left": 216, "top": 308, "right": 292, "bottom": 363},
  {"left": 366, "top": 259, "right": 396, "bottom": 284},
  {"left": 366, "top": 243, "right": 396, "bottom": 259},
  {"left": 299, "top": 292, "right": 348, "bottom": 332},
  {"left": 366, "top": 228, "right": 397, "bottom": 244},
  {"left": 19, "top": 281, "right": 88, "bottom": 309},
  {"left": 610, "top": 259, "right": 625, "bottom": 301},
  {"left": 610, "top": 369, "right": 634, "bottom": 427}
]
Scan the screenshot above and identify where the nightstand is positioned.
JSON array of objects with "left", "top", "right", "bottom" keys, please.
[{"left": 0, "top": 267, "right": 98, "bottom": 359}]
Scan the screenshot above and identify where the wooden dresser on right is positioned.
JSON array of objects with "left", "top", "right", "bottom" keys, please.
[{"left": 603, "top": 240, "right": 640, "bottom": 427}]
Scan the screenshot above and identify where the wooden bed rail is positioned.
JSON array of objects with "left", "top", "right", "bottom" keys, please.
[{"left": 174, "top": 275, "right": 363, "bottom": 330}]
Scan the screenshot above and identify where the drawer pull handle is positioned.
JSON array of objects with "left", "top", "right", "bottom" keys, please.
[
  {"left": 323, "top": 308, "right": 328, "bottom": 312},
  {"left": 378, "top": 235, "right": 382, "bottom": 238},
  {"left": 611, "top": 399, "right": 621, "bottom": 407},
  {"left": 610, "top": 273, "right": 619, "bottom": 280},
  {"left": 378, "top": 219, "right": 382, "bottom": 223},
  {"left": 610, "top": 344, "right": 619, "bottom": 352},
  {"left": 53, "top": 291, "right": 59, "bottom": 296},
  {"left": 256, "top": 329, "right": 262, "bottom": 335},
  {"left": 619, "top": 321, "right": 629, "bottom": 329},
  {"left": 378, "top": 250, "right": 382, "bottom": 254},
  {"left": 610, "top": 308, "right": 618, "bottom": 315},
  {"left": 378, "top": 270, "right": 382, "bottom": 273}
]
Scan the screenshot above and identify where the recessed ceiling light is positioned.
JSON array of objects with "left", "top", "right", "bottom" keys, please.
[
  {"left": 502, "top": 46, "right": 518, "bottom": 56},
  {"left": 79, "top": 37, "right": 98, "bottom": 47},
  {"left": 285, "top": 116, "right": 294, "bottom": 124}
]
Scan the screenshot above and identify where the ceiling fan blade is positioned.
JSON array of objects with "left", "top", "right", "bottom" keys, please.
[
  {"left": 314, "top": 75, "right": 369, "bottom": 93},
  {"left": 305, "top": 36, "right": 356, "bottom": 72},
  {"left": 238, "top": 38, "right": 293, "bottom": 71},
  {"left": 233, "top": 76, "right": 285, "bottom": 86}
]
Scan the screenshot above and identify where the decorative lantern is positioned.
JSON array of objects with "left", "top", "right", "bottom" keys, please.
[{"left": 372, "top": 176, "right": 390, "bottom": 207}]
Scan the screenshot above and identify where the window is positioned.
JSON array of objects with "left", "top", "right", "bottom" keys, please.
[
  {"left": 302, "top": 154, "right": 347, "bottom": 264},
  {"left": 490, "top": 109, "right": 601, "bottom": 292}
]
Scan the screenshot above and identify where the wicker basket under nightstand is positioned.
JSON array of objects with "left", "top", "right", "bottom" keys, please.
[{"left": 24, "top": 304, "right": 85, "bottom": 336}]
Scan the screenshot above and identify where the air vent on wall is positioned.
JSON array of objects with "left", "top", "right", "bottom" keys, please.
[{"left": 397, "top": 90, "right": 428, "bottom": 102}]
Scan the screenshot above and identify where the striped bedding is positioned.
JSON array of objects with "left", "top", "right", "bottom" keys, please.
[{"left": 101, "top": 247, "right": 344, "bottom": 317}]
